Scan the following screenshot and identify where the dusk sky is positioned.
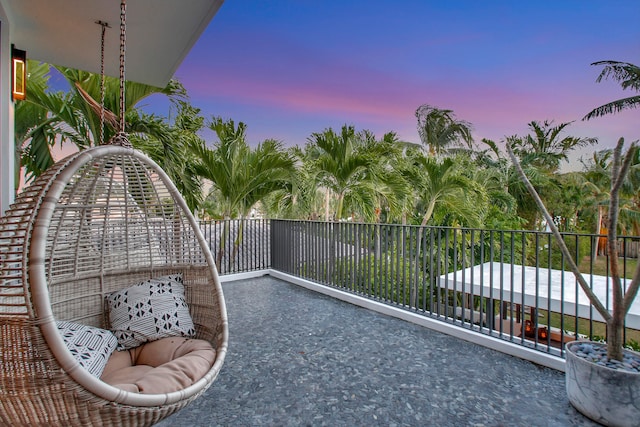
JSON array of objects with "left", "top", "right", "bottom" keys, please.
[{"left": 145, "top": 1, "right": 640, "bottom": 170}]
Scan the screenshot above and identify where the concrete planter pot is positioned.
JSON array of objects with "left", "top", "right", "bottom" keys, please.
[{"left": 565, "top": 341, "right": 640, "bottom": 427}]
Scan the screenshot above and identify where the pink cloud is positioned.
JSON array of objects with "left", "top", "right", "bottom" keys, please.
[{"left": 173, "top": 24, "right": 639, "bottom": 157}]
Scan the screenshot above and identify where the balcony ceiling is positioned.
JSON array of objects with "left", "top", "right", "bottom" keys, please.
[{"left": 2, "top": 0, "right": 224, "bottom": 87}]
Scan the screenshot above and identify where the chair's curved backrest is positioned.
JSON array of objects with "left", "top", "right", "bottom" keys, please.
[{"left": 0, "top": 145, "right": 228, "bottom": 426}]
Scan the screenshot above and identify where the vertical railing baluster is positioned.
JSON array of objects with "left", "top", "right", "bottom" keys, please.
[{"left": 469, "top": 229, "right": 476, "bottom": 329}]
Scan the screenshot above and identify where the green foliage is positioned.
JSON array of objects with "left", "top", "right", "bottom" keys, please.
[
  {"left": 192, "top": 117, "right": 296, "bottom": 220},
  {"left": 17, "top": 60, "right": 640, "bottom": 240},
  {"left": 129, "top": 101, "right": 205, "bottom": 212},
  {"left": 402, "top": 151, "right": 484, "bottom": 228},
  {"left": 304, "top": 246, "right": 433, "bottom": 307},
  {"left": 625, "top": 339, "right": 640, "bottom": 352},
  {"left": 480, "top": 118, "right": 601, "bottom": 232},
  {"left": 303, "top": 125, "right": 408, "bottom": 222}
]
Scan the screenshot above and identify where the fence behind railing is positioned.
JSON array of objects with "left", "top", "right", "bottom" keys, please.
[{"left": 271, "top": 219, "right": 640, "bottom": 357}]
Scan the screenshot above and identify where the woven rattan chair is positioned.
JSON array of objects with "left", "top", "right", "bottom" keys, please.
[{"left": 0, "top": 145, "right": 228, "bottom": 426}]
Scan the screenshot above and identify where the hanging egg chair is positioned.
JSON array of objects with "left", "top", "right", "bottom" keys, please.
[
  {"left": 0, "top": 2, "right": 227, "bottom": 425},
  {"left": 0, "top": 146, "right": 228, "bottom": 426}
]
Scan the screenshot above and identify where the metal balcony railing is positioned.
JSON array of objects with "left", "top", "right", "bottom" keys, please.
[
  {"left": 200, "top": 219, "right": 271, "bottom": 274},
  {"left": 202, "top": 218, "right": 640, "bottom": 358}
]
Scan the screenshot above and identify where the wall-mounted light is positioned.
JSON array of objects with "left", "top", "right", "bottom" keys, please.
[{"left": 11, "top": 45, "right": 26, "bottom": 101}]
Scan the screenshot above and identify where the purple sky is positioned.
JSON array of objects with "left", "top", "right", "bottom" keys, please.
[{"left": 144, "top": 1, "right": 640, "bottom": 170}]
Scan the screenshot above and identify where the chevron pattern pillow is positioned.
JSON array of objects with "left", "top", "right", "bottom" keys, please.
[
  {"left": 107, "top": 274, "right": 196, "bottom": 350},
  {"left": 57, "top": 320, "right": 118, "bottom": 377}
]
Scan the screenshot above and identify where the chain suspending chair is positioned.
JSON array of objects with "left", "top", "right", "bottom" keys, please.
[{"left": 0, "top": 2, "right": 227, "bottom": 425}]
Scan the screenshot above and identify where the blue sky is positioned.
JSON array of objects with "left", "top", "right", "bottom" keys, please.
[{"left": 143, "top": 0, "right": 640, "bottom": 170}]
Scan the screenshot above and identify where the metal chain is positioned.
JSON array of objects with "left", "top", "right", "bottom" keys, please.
[
  {"left": 96, "top": 20, "right": 109, "bottom": 145},
  {"left": 118, "top": 0, "right": 126, "bottom": 132},
  {"left": 109, "top": 0, "right": 131, "bottom": 148}
]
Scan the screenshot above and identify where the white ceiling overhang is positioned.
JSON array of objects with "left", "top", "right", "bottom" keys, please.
[{"left": 2, "top": 0, "right": 224, "bottom": 87}]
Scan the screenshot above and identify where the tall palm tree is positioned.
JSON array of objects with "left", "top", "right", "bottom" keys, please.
[
  {"left": 405, "top": 151, "right": 483, "bottom": 229},
  {"left": 402, "top": 151, "right": 482, "bottom": 306},
  {"left": 415, "top": 104, "right": 474, "bottom": 156},
  {"left": 485, "top": 120, "right": 596, "bottom": 229},
  {"left": 263, "top": 146, "right": 325, "bottom": 220},
  {"left": 358, "top": 130, "right": 411, "bottom": 223},
  {"left": 192, "top": 117, "right": 295, "bottom": 269},
  {"left": 583, "top": 61, "right": 640, "bottom": 120},
  {"left": 581, "top": 60, "right": 639, "bottom": 254},
  {"left": 306, "top": 125, "right": 381, "bottom": 222}
]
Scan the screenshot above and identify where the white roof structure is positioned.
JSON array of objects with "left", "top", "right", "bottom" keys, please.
[{"left": 2, "top": 0, "right": 223, "bottom": 87}]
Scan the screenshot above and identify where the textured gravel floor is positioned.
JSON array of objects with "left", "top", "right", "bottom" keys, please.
[{"left": 158, "top": 276, "right": 599, "bottom": 427}]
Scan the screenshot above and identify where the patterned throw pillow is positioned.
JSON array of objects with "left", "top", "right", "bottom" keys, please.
[
  {"left": 57, "top": 321, "right": 118, "bottom": 377},
  {"left": 106, "top": 274, "right": 196, "bottom": 350}
]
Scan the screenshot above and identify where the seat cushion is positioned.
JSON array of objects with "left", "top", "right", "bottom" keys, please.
[
  {"left": 101, "top": 337, "right": 216, "bottom": 394},
  {"left": 101, "top": 365, "right": 155, "bottom": 393},
  {"left": 100, "top": 347, "right": 136, "bottom": 380}
]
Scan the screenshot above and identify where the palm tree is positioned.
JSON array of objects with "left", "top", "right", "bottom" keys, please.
[
  {"left": 483, "top": 120, "right": 595, "bottom": 230},
  {"left": 415, "top": 104, "right": 473, "bottom": 156},
  {"left": 358, "top": 130, "right": 411, "bottom": 223},
  {"left": 402, "top": 150, "right": 482, "bottom": 306},
  {"left": 509, "top": 120, "right": 597, "bottom": 173},
  {"left": 57, "top": 67, "right": 187, "bottom": 145},
  {"left": 263, "top": 145, "right": 328, "bottom": 220},
  {"left": 469, "top": 147, "right": 521, "bottom": 230},
  {"left": 405, "top": 151, "right": 483, "bottom": 229},
  {"left": 16, "top": 61, "right": 186, "bottom": 186},
  {"left": 583, "top": 61, "right": 640, "bottom": 120},
  {"left": 306, "top": 125, "right": 382, "bottom": 222},
  {"left": 581, "top": 148, "right": 640, "bottom": 247},
  {"left": 192, "top": 117, "right": 295, "bottom": 269},
  {"left": 16, "top": 62, "right": 91, "bottom": 185},
  {"left": 130, "top": 101, "right": 206, "bottom": 212},
  {"left": 480, "top": 137, "right": 555, "bottom": 230}
]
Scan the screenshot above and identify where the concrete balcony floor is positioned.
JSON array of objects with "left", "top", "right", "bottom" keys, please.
[{"left": 158, "top": 276, "right": 598, "bottom": 426}]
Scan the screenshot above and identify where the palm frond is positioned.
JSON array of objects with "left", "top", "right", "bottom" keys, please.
[{"left": 583, "top": 60, "right": 640, "bottom": 120}]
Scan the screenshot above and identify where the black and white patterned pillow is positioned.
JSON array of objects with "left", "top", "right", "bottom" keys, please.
[
  {"left": 106, "top": 274, "right": 196, "bottom": 350},
  {"left": 57, "top": 321, "right": 118, "bottom": 377}
]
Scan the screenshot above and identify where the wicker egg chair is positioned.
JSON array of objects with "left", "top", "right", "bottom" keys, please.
[{"left": 0, "top": 144, "right": 228, "bottom": 426}]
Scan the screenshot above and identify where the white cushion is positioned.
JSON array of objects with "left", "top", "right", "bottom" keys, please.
[
  {"left": 57, "top": 320, "right": 118, "bottom": 377},
  {"left": 106, "top": 274, "right": 196, "bottom": 350}
]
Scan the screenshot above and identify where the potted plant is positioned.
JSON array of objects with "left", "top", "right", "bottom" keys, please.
[{"left": 507, "top": 138, "right": 640, "bottom": 427}]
